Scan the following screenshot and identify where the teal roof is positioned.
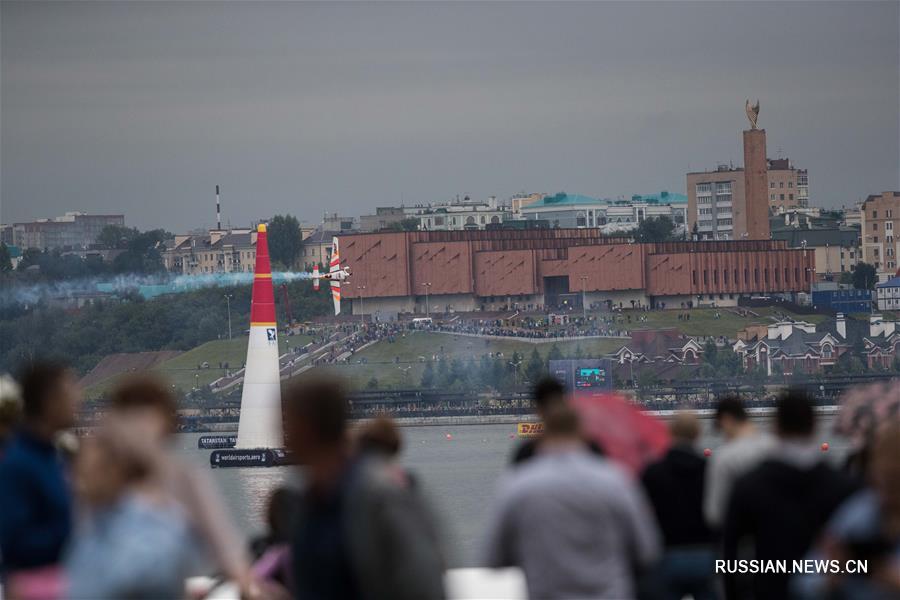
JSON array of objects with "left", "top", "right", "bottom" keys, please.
[
  {"left": 630, "top": 191, "right": 688, "bottom": 204},
  {"left": 6, "top": 245, "right": 22, "bottom": 258},
  {"left": 529, "top": 193, "right": 604, "bottom": 207},
  {"left": 529, "top": 191, "right": 687, "bottom": 208}
]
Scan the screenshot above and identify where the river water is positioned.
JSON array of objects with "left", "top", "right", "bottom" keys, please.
[{"left": 175, "top": 415, "right": 848, "bottom": 567}]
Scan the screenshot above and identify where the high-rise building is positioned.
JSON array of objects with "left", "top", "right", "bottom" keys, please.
[
  {"left": 11, "top": 212, "right": 125, "bottom": 250},
  {"left": 860, "top": 191, "right": 900, "bottom": 282},
  {"left": 687, "top": 165, "right": 742, "bottom": 240},
  {"left": 687, "top": 111, "right": 771, "bottom": 241},
  {"left": 767, "top": 158, "right": 809, "bottom": 212}
]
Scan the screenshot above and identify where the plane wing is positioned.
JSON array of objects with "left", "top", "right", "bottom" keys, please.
[
  {"left": 331, "top": 280, "right": 341, "bottom": 315},
  {"left": 330, "top": 237, "right": 340, "bottom": 274}
]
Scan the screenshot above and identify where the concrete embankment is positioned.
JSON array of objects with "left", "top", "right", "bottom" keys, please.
[{"left": 186, "top": 405, "right": 840, "bottom": 433}]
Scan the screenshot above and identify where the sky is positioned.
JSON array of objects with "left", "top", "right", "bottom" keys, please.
[{"left": 2, "top": 1, "right": 898, "bottom": 231}]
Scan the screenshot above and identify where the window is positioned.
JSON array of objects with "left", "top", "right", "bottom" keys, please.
[
  {"left": 692, "top": 270, "right": 698, "bottom": 285},
  {"left": 873, "top": 211, "right": 878, "bottom": 218},
  {"left": 886, "top": 222, "right": 893, "bottom": 230},
  {"left": 703, "top": 270, "right": 708, "bottom": 285},
  {"left": 696, "top": 183, "right": 712, "bottom": 194},
  {"left": 754, "top": 268, "right": 759, "bottom": 283},
  {"left": 770, "top": 194, "right": 776, "bottom": 200},
  {"left": 780, "top": 194, "right": 785, "bottom": 200},
  {"left": 779, "top": 182, "right": 785, "bottom": 188},
  {"left": 788, "top": 182, "right": 793, "bottom": 188},
  {"left": 714, "top": 270, "right": 718, "bottom": 284},
  {"left": 789, "top": 194, "right": 794, "bottom": 201},
  {"left": 873, "top": 223, "right": 878, "bottom": 230},
  {"left": 770, "top": 182, "right": 775, "bottom": 188}
]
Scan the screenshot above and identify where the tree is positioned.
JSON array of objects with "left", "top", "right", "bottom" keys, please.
[
  {"left": 635, "top": 216, "right": 677, "bottom": 243},
  {"left": 97, "top": 225, "right": 138, "bottom": 249},
  {"left": 0, "top": 243, "right": 11, "bottom": 272},
  {"left": 524, "top": 348, "right": 545, "bottom": 383},
  {"left": 838, "top": 271, "right": 854, "bottom": 286},
  {"left": 111, "top": 229, "right": 169, "bottom": 274},
  {"left": 383, "top": 217, "right": 420, "bottom": 232},
  {"left": 420, "top": 361, "right": 435, "bottom": 388},
  {"left": 702, "top": 339, "right": 718, "bottom": 366},
  {"left": 548, "top": 344, "right": 564, "bottom": 362},
  {"left": 852, "top": 262, "right": 877, "bottom": 290},
  {"left": 267, "top": 215, "right": 302, "bottom": 269}
]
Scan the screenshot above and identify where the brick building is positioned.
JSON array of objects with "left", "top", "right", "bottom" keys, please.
[
  {"left": 336, "top": 229, "right": 814, "bottom": 315},
  {"left": 859, "top": 191, "right": 900, "bottom": 282},
  {"left": 767, "top": 158, "right": 809, "bottom": 212}
]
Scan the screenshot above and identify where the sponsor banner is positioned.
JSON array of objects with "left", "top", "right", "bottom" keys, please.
[{"left": 517, "top": 422, "right": 544, "bottom": 438}]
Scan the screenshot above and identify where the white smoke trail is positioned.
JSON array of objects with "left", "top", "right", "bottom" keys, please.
[{"left": 0, "top": 271, "right": 313, "bottom": 307}]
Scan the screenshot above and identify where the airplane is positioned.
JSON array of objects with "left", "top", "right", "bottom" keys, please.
[{"left": 312, "top": 236, "right": 351, "bottom": 315}]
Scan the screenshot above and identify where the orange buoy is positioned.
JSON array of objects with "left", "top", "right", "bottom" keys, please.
[
  {"left": 821, "top": 442, "right": 829, "bottom": 452},
  {"left": 703, "top": 448, "right": 712, "bottom": 457}
]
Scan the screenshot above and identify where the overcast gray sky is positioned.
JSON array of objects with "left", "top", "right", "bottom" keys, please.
[{"left": 2, "top": 1, "right": 898, "bottom": 231}]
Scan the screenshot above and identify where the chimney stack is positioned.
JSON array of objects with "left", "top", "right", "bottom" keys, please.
[{"left": 216, "top": 185, "right": 221, "bottom": 230}]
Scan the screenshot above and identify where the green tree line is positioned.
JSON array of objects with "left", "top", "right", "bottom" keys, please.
[{"left": 0, "top": 280, "right": 329, "bottom": 375}]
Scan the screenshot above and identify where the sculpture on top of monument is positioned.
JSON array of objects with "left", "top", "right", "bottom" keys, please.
[{"left": 745, "top": 99, "right": 760, "bottom": 130}]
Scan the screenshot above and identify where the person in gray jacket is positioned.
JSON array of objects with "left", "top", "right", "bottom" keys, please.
[
  {"left": 483, "top": 404, "right": 660, "bottom": 599},
  {"left": 285, "top": 378, "right": 445, "bottom": 600}
]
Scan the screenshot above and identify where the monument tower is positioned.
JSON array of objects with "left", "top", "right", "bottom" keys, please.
[{"left": 742, "top": 100, "right": 771, "bottom": 240}]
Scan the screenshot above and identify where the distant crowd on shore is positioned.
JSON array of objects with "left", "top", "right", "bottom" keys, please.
[{"left": 1, "top": 363, "right": 898, "bottom": 599}]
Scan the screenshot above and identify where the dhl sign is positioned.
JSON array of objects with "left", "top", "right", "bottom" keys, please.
[{"left": 517, "top": 422, "right": 544, "bottom": 438}]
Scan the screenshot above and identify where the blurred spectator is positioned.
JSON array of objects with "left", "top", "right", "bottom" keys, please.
[
  {"left": 0, "top": 362, "right": 80, "bottom": 596},
  {"left": 511, "top": 377, "right": 603, "bottom": 465},
  {"left": 0, "top": 373, "right": 23, "bottom": 453},
  {"left": 284, "top": 378, "right": 445, "bottom": 600},
  {"left": 484, "top": 404, "right": 660, "bottom": 599},
  {"left": 722, "top": 390, "right": 859, "bottom": 600},
  {"left": 356, "top": 415, "right": 403, "bottom": 458},
  {"left": 249, "top": 487, "right": 299, "bottom": 598},
  {"left": 704, "top": 395, "right": 774, "bottom": 528},
  {"left": 794, "top": 421, "right": 900, "bottom": 598},
  {"left": 65, "top": 423, "right": 193, "bottom": 599},
  {"left": 642, "top": 412, "right": 716, "bottom": 600},
  {"left": 106, "top": 375, "right": 254, "bottom": 595}
]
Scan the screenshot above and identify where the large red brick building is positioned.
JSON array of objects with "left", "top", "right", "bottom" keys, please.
[{"left": 337, "top": 229, "right": 814, "bottom": 315}]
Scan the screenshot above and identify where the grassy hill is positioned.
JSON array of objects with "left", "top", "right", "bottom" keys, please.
[
  {"left": 84, "top": 334, "right": 310, "bottom": 398},
  {"left": 297, "top": 331, "right": 626, "bottom": 390},
  {"left": 295, "top": 307, "right": 831, "bottom": 389},
  {"left": 599, "top": 306, "right": 828, "bottom": 337}
]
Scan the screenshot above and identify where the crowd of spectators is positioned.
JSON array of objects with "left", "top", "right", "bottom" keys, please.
[{"left": 1, "top": 363, "right": 898, "bottom": 599}]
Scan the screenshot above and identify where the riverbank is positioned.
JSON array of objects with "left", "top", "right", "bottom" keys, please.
[{"left": 182, "top": 405, "right": 841, "bottom": 433}]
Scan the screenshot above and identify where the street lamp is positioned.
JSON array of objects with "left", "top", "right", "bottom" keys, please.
[
  {"left": 579, "top": 275, "right": 588, "bottom": 322},
  {"left": 422, "top": 282, "right": 432, "bottom": 317},
  {"left": 223, "top": 294, "right": 234, "bottom": 340}
]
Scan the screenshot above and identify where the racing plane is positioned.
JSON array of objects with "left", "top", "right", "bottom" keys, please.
[{"left": 312, "top": 237, "right": 351, "bottom": 315}]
